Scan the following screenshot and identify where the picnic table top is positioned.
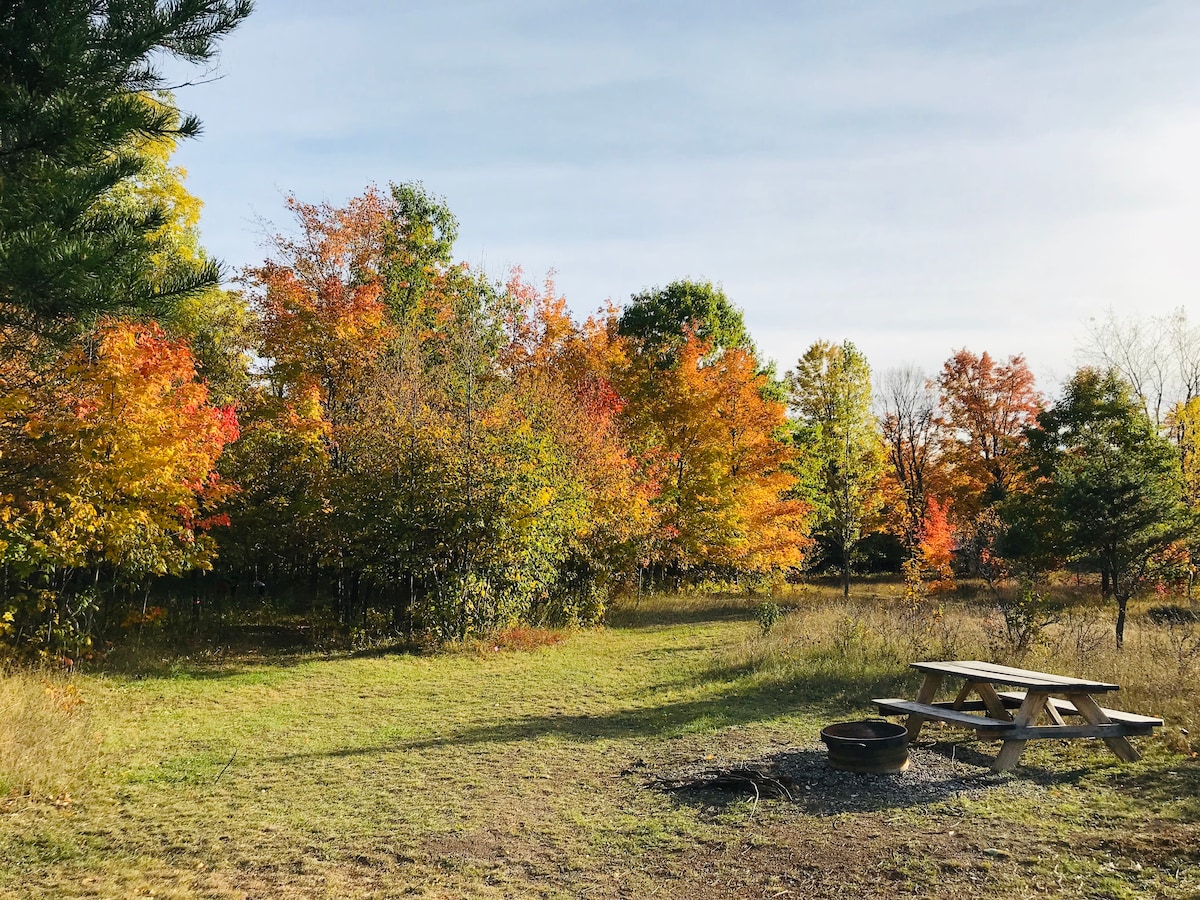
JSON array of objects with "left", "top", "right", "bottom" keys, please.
[{"left": 910, "top": 659, "right": 1121, "bottom": 693}]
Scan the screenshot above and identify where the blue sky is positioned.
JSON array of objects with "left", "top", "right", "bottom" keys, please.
[{"left": 165, "top": 0, "right": 1200, "bottom": 387}]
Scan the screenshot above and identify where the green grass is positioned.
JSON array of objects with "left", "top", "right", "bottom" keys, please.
[{"left": 0, "top": 590, "right": 1197, "bottom": 898}]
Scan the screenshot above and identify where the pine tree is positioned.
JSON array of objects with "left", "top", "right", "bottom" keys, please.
[{"left": 0, "top": 0, "right": 252, "bottom": 341}]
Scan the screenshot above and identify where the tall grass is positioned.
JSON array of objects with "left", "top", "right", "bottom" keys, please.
[
  {"left": 735, "top": 587, "right": 1200, "bottom": 755},
  {"left": 0, "top": 669, "right": 96, "bottom": 800}
]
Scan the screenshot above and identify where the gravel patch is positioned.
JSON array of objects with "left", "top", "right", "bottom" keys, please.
[{"left": 643, "top": 739, "right": 1044, "bottom": 814}]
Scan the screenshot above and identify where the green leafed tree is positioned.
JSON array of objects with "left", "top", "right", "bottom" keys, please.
[
  {"left": 1023, "top": 368, "right": 1195, "bottom": 646},
  {"left": 0, "top": 0, "right": 252, "bottom": 342},
  {"left": 788, "top": 340, "right": 885, "bottom": 597},
  {"left": 618, "top": 280, "right": 753, "bottom": 364}
]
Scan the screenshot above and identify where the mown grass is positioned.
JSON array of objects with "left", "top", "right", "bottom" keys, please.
[{"left": 0, "top": 587, "right": 1196, "bottom": 898}]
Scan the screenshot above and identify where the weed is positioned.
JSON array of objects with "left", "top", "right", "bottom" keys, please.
[{"left": 757, "top": 600, "right": 782, "bottom": 634}]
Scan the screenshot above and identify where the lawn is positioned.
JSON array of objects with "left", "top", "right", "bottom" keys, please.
[{"left": 1, "top": 592, "right": 1197, "bottom": 898}]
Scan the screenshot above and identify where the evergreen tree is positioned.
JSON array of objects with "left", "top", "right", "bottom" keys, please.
[
  {"left": 1025, "top": 368, "right": 1195, "bottom": 646},
  {"left": 0, "top": 0, "right": 252, "bottom": 341}
]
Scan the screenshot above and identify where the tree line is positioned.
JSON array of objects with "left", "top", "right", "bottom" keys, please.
[{"left": 1, "top": 1, "right": 1196, "bottom": 658}]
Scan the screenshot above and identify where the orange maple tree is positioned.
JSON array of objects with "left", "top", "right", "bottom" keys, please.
[
  {"left": 1, "top": 320, "right": 237, "bottom": 652},
  {"left": 937, "top": 349, "right": 1041, "bottom": 516}
]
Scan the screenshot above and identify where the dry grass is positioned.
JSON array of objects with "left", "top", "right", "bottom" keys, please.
[
  {"left": 0, "top": 668, "right": 97, "bottom": 800},
  {"left": 737, "top": 584, "right": 1200, "bottom": 755},
  {"left": 474, "top": 626, "right": 569, "bottom": 653}
]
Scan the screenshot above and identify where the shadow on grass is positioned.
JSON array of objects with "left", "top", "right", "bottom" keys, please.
[
  {"left": 605, "top": 597, "right": 763, "bottom": 629},
  {"left": 1108, "top": 756, "right": 1200, "bottom": 821},
  {"left": 95, "top": 625, "right": 425, "bottom": 681},
  {"left": 273, "top": 666, "right": 915, "bottom": 763},
  {"left": 916, "top": 737, "right": 1105, "bottom": 784}
]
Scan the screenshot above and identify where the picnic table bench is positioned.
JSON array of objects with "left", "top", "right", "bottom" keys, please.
[{"left": 874, "top": 660, "right": 1163, "bottom": 772}]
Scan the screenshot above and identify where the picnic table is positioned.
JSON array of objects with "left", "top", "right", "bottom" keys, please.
[{"left": 874, "top": 660, "right": 1163, "bottom": 772}]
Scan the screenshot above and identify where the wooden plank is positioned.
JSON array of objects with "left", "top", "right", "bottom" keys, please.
[
  {"left": 873, "top": 699, "right": 1014, "bottom": 731},
  {"left": 875, "top": 700, "right": 1157, "bottom": 739},
  {"left": 1045, "top": 700, "right": 1067, "bottom": 727},
  {"left": 952, "top": 681, "right": 974, "bottom": 708},
  {"left": 906, "top": 672, "right": 944, "bottom": 741},
  {"left": 910, "top": 660, "right": 1120, "bottom": 692},
  {"left": 931, "top": 699, "right": 991, "bottom": 713},
  {"left": 996, "top": 692, "right": 1164, "bottom": 726},
  {"left": 1069, "top": 692, "right": 1142, "bottom": 763},
  {"left": 1003, "top": 722, "right": 1159, "bottom": 740},
  {"left": 974, "top": 682, "right": 1015, "bottom": 721},
  {"left": 992, "top": 691, "right": 1049, "bottom": 771}
]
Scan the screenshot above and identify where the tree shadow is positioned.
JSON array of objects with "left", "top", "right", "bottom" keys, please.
[
  {"left": 605, "top": 597, "right": 763, "bottom": 629},
  {"left": 94, "top": 626, "right": 424, "bottom": 682},
  {"left": 1105, "top": 756, "right": 1200, "bottom": 821},
  {"left": 272, "top": 665, "right": 914, "bottom": 764}
]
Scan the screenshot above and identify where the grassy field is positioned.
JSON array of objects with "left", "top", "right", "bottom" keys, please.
[{"left": 1, "top": 589, "right": 1198, "bottom": 898}]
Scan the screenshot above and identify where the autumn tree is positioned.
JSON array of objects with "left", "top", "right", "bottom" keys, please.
[
  {"left": 707, "top": 346, "right": 809, "bottom": 572},
  {"left": 0, "top": 321, "right": 237, "bottom": 655},
  {"left": 917, "top": 496, "right": 956, "bottom": 593},
  {"left": 1169, "top": 397, "right": 1200, "bottom": 510},
  {"left": 619, "top": 332, "right": 805, "bottom": 582},
  {"left": 229, "top": 188, "right": 394, "bottom": 620},
  {"left": 230, "top": 190, "right": 664, "bottom": 638},
  {"left": 1023, "top": 368, "right": 1195, "bottom": 646},
  {"left": 0, "top": 0, "right": 252, "bottom": 342},
  {"left": 248, "top": 189, "right": 394, "bottom": 429},
  {"left": 105, "top": 98, "right": 254, "bottom": 404},
  {"left": 788, "top": 340, "right": 884, "bottom": 597},
  {"left": 936, "top": 350, "right": 1041, "bottom": 519}
]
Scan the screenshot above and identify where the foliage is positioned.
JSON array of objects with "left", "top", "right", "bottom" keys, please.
[
  {"left": 988, "top": 580, "right": 1061, "bottom": 655},
  {"left": 917, "top": 495, "right": 956, "bottom": 592},
  {"left": 0, "top": 321, "right": 237, "bottom": 656},
  {"left": 787, "top": 340, "right": 884, "bottom": 596},
  {"left": 0, "top": 0, "right": 252, "bottom": 341},
  {"left": 936, "top": 349, "right": 1041, "bottom": 516},
  {"left": 757, "top": 599, "right": 783, "bottom": 634},
  {"left": 620, "top": 332, "right": 808, "bottom": 581},
  {"left": 618, "top": 279, "right": 753, "bottom": 365},
  {"left": 1168, "top": 395, "right": 1200, "bottom": 510},
  {"left": 228, "top": 194, "right": 670, "bottom": 640},
  {"left": 1024, "top": 368, "right": 1196, "bottom": 646}
]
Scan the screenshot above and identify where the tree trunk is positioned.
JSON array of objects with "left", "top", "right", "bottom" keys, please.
[{"left": 1115, "top": 575, "right": 1128, "bottom": 649}]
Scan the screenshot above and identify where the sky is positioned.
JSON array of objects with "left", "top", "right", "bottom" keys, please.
[{"left": 163, "top": 0, "right": 1200, "bottom": 389}]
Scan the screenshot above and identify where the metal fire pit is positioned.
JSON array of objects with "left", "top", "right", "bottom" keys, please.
[{"left": 820, "top": 720, "right": 910, "bottom": 773}]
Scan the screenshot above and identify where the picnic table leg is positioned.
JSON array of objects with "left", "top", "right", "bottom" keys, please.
[
  {"left": 1068, "top": 692, "right": 1141, "bottom": 763},
  {"left": 1044, "top": 701, "right": 1067, "bottom": 726},
  {"left": 971, "top": 682, "right": 1014, "bottom": 722},
  {"left": 992, "top": 692, "right": 1050, "bottom": 772},
  {"left": 905, "top": 673, "right": 943, "bottom": 740}
]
